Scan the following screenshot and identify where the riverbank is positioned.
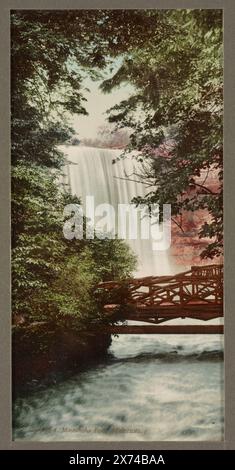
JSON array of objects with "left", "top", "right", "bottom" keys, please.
[{"left": 12, "top": 323, "right": 112, "bottom": 396}]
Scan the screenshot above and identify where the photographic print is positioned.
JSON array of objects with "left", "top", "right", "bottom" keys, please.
[{"left": 11, "top": 9, "right": 224, "bottom": 442}]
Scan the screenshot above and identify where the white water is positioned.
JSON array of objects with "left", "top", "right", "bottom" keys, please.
[
  {"left": 60, "top": 145, "right": 181, "bottom": 276},
  {"left": 13, "top": 146, "right": 224, "bottom": 441},
  {"left": 13, "top": 333, "right": 223, "bottom": 441}
]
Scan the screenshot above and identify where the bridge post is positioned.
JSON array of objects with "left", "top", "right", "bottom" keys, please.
[
  {"left": 149, "top": 285, "right": 154, "bottom": 305},
  {"left": 179, "top": 280, "right": 184, "bottom": 306},
  {"left": 192, "top": 277, "right": 195, "bottom": 296}
]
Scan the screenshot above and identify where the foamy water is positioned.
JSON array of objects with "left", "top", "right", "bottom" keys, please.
[{"left": 13, "top": 327, "right": 224, "bottom": 441}]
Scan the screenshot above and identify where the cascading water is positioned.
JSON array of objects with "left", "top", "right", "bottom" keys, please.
[
  {"left": 12, "top": 145, "right": 224, "bottom": 442},
  {"left": 60, "top": 145, "right": 179, "bottom": 277}
]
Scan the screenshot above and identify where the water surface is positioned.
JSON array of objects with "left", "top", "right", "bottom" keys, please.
[{"left": 13, "top": 327, "right": 224, "bottom": 441}]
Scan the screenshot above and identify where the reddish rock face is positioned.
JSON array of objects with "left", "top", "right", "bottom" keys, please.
[
  {"left": 140, "top": 142, "right": 223, "bottom": 268},
  {"left": 170, "top": 166, "right": 223, "bottom": 267}
]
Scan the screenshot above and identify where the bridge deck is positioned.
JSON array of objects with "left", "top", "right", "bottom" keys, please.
[{"left": 97, "top": 264, "right": 224, "bottom": 334}]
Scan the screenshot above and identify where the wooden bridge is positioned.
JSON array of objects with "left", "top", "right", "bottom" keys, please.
[{"left": 96, "top": 264, "right": 223, "bottom": 334}]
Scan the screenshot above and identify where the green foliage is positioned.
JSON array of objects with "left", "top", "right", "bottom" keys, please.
[
  {"left": 89, "top": 238, "right": 137, "bottom": 282},
  {"left": 11, "top": 10, "right": 137, "bottom": 328},
  {"left": 103, "top": 9, "right": 223, "bottom": 258},
  {"left": 25, "top": 249, "right": 101, "bottom": 328}
]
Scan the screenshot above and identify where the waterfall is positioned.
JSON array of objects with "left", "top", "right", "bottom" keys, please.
[{"left": 60, "top": 145, "right": 178, "bottom": 276}]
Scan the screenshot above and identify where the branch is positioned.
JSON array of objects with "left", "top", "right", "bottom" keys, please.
[
  {"left": 113, "top": 175, "right": 153, "bottom": 187},
  {"left": 171, "top": 217, "right": 185, "bottom": 233},
  {"left": 193, "top": 183, "right": 218, "bottom": 195}
]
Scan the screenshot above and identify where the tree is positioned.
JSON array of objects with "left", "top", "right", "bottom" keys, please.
[
  {"left": 89, "top": 237, "right": 137, "bottom": 281},
  {"left": 11, "top": 10, "right": 137, "bottom": 328},
  {"left": 102, "top": 9, "right": 223, "bottom": 260}
]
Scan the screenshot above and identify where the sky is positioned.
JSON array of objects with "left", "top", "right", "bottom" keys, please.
[{"left": 71, "top": 77, "right": 133, "bottom": 140}]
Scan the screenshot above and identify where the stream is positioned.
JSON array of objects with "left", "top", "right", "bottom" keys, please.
[{"left": 13, "top": 323, "right": 223, "bottom": 442}]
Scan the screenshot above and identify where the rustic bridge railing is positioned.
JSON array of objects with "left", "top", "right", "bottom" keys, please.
[{"left": 96, "top": 264, "right": 223, "bottom": 334}]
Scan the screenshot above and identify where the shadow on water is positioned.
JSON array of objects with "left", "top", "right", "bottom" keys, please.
[{"left": 106, "top": 348, "right": 224, "bottom": 365}]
